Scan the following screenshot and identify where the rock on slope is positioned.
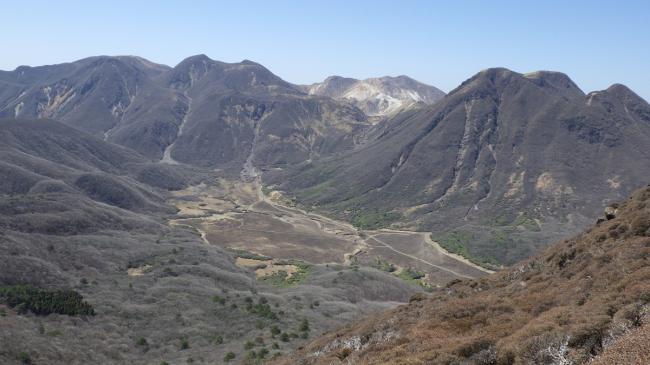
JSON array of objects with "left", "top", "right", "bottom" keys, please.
[
  {"left": 267, "top": 68, "right": 650, "bottom": 266},
  {"left": 302, "top": 75, "right": 445, "bottom": 117},
  {"left": 275, "top": 184, "right": 650, "bottom": 365}
]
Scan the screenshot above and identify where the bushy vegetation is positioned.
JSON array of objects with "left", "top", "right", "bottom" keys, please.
[
  {"left": 212, "top": 295, "right": 226, "bottom": 305},
  {"left": 17, "top": 352, "right": 31, "bottom": 364},
  {"left": 0, "top": 285, "right": 94, "bottom": 316},
  {"left": 397, "top": 267, "right": 431, "bottom": 291},
  {"left": 372, "top": 257, "right": 396, "bottom": 272},
  {"left": 512, "top": 213, "right": 541, "bottom": 231},
  {"left": 298, "top": 318, "right": 310, "bottom": 332},
  {"left": 230, "top": 249, "right": 271, "bottom": 261},
  {"left": 350, "top": 211, "right": 401, "bottom": 230},
  {"left": 179, "top": 337, "right": 190, "bottom": 350},
  {"left": 432, "top": 230, "right": 500, "bottom": 268},
  {"left": 398, "top": 267, "right": 425, "bottom": 281},
  {"left": 245, "top": 297, "right": 278, "bottom": 320}
]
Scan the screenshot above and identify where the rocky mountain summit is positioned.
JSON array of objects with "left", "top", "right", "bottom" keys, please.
[{"left": 302, "top": 75, "right": 445, "bottom": 117}]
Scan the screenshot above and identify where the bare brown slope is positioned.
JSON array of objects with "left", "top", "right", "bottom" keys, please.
[{"left": 276, "top": 184, "right": 650, "bottom": 365}]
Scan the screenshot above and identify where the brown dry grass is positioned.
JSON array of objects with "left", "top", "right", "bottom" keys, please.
[{"left": 276, "top": 185, "right": 650, "bottom": 364}]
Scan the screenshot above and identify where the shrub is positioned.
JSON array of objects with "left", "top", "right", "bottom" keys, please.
[
  {"left": 337, "top": 348, "right": 352, "bottom": 360},
  {"left": 179, "top": 337, "right": 190, "bottom": 350},
  {"left": 373, "top": 257, "right": 396, "bottom": 272},
  {"left": 18, "top": 352, "right": 31, "bottom": 364},
  {"left": 258, "top": 347, "right": 269, "bottom": 358},
  {"left": 136, "top": 337, "right": 148, "bottom": 346},
  {"left": 280, "top": 333, "right": 290, "bottom": 342},
  {"left": 223, "top": 352, "right": 236, "bottom": 362},
  {"left": 214, "top": 335, "right": 224, "bottom": 345},
  {"left": 0, "top": 285, "right": 94, "bottom": 316},
  {"left": 270, "top": 325, "right": 281, "bottom": 336},
  {"left": 212, "top": 295, "right": 226, "bottom": 305},
  {"left": 246, "top": 300, "right": 278, "bottom": 320},
  {"left": 244, "top": 340, "right": 255, "bottom": 350},
  {"left": 299, "top": 318, "right": 310, "bottom": 332},
  {"left": 230, "top": 249, "right": 271, "bottom": 261}
]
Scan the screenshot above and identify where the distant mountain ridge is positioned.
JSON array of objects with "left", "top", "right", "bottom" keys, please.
[
  {"left": 301, "top": 75, "right": 445, "bottom": 117},
  {"left": 0, "top": 55, "right": 371, "bottom": 172}
]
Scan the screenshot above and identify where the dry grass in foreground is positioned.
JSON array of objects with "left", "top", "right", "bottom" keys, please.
[{"left": 275, "top": 184, "right": 650, "bottom": 364}]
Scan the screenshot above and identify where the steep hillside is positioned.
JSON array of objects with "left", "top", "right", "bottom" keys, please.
[
  {"left": 303, "top": 75, "right": 445, "bottom": 117},
  {"left": 0, "top": 118, "right": 192, "bottom": 207},
  {"left": 0, "top": 55, "right": 371, "bottom": 172},
  {"left": 276, "top": 184, "right": 650, "bottom": 365},
  {"left": 0, "top": 56, "right": 171, "bottom": 136},
  {"left": 267, "top": 68, "right": 650, "bottom": 266}
]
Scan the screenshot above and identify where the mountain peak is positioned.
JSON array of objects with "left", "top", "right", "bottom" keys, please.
[
  {"left": 524, "top": 70, "right": 584, "bottom": 97},
  {"left": 452, "top": 68, "right": 584, "bottom": 99},
  {"left": 240, "top": 59, "right": 260, "bottom": 66},
  {"left": 175, "top": 54, "right": 214, "bottom": 68},
  {"left": 306, "top": 74, "right": 444, "bottom": 116},
  {"left": 605, "top": 83, "right": 648, "bottom": 104}
]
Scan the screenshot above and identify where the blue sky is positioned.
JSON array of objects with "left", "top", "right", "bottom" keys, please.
[{"left": 2, "top": 0, "right": 649, "bottom": 100}]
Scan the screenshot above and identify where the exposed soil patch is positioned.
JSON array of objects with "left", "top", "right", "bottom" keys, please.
[{"left": 235, "top": 257, "right": 299, "bottom": 279}]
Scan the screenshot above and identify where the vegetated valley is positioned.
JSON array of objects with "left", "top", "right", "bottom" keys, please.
[{"left": 0, "top": 55, "right": 649, "bottom": 364}]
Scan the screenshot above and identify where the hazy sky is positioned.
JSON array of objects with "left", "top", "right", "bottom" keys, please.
[{"left": 2, "top": 0, "right": 649, "bottom": 100}]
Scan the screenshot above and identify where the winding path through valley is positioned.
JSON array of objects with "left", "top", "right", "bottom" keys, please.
[{"left": 168, "top": 173, "right": 493, "bottom": 283}]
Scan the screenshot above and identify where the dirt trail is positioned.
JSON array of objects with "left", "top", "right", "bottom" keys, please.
[
  {"left": 374, "top": 229, "right": 494, "bottom": 274},
  {"left": 366, "top": 233, "right": 475, "bottom": 279},
  {"left": 254, "top": 179, "right": 492, "bottom": 275},
  {"left": 169, "top": 220, "right": 209, "bottom": 244}
]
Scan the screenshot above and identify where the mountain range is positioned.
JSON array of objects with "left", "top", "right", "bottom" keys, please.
[
  {"left": 1, "top": 55, "right": 650, "bottom": 364},
  {"left": 1, "top": 56, "right": 386, "bottom": 171},
  {"left": 266, "top": 68, "right": 650, "bottom": 267}
]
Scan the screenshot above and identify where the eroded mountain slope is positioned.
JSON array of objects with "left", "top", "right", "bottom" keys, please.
[{"left": 267, "top": 68, "right": 650, "bottom": 266}]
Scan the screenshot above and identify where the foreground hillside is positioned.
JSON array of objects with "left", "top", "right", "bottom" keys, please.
[
  {"left": 276, "top": 184, "right": 650, "bottom": 364},
  {"left": 267, "top": 68, "right": 650, "bottom": 267}
]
